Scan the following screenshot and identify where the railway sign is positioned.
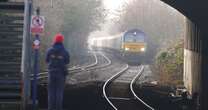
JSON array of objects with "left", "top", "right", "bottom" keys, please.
[
  {"left": 32, "top": 39, "right": 40, "bottom": 49},
  {"left": 31, "top": 15, "right": 45, "bottom": 34}
]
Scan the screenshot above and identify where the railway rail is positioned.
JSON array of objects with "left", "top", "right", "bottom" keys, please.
[
  {"left": 31, "top": 51, "right": 111, "bottom": 81},
  {"left": 130, "top": 66, "right": 155, "bottom": 110},
  {"left": 103, "top": 65, "right": 155, "bottom": 110},
  {"left": 30, "top": 51, "right": 97, "bottom": 80},
  {"left": 85, "top": 52, "right": 111, "bottom": 71}
]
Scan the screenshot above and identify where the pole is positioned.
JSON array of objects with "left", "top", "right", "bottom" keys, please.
[
  {"left": 22, "top": 0, "right": 32, "bottom": 109},
  {"left": 32, "top": 7, "right": 40, "bottom": 110},
  {"left": 32, "top": 35, "right": 39, "bottom": 110}
]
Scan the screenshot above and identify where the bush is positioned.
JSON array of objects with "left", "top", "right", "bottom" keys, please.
[{"left": 153, "top": 39, "right": 184, "bottom": 86}]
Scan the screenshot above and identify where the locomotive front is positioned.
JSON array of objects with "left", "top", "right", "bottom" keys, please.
[{"left": 121, "top": 29, "right": 146, "bottom": 64}]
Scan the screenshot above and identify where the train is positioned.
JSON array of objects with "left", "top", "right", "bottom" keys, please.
[
  {"left": 90, "top": 29, "right": 146, "bottom": 64},
  {"left": 122, "top": 29, "right": 146, "bottom": 52}
]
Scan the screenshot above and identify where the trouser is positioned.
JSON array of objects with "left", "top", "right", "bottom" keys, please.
[{"left": 48, "top": 70, "right": 65, "bottom": 110}]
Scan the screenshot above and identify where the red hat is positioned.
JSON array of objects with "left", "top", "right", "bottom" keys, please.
[{"left": 54, "top": 33, "right": 64, "bottom": 43}]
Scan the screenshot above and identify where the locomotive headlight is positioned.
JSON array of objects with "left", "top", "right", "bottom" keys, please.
[
  {"left": 141, "top": 47, "right": 145, "bottom": 51},
  {"left": 125, "top": 48, "right": 130, "bottom": 51}
]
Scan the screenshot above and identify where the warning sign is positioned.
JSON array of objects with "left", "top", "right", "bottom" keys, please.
[
  {"left": 31, "top": 15, "right": 45, "bottom": 34},
  {"left": 32, "top": 39, "right": 40, "bottom": 49}
]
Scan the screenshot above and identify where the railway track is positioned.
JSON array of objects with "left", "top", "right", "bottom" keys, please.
[
  {"left": 31, "top": 51, "right": 112, "bottom": 81},
  {"left": 103, "top": 65, "right": 154, "bottom": 110},
  {"left": 30, "top": 51, "right": 97, "bottom": 80},
  {"left": 85, "top": 52, "right": 111, "bottom": 71}
]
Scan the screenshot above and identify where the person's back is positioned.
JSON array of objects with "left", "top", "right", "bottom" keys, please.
[
  {"left": 46, "top": 42, "right": 69, "bottom": 71},
  {"left": 46, "top": 33, "right": 70, "bottom": 110}
]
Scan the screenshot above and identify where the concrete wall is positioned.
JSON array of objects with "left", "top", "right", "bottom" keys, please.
[
  {"left": 199, "top": 26, "right": 208, "bottom": 110},
  {"left": 184, "top": 20, "right": 202, "bottom": 95},
  {"left": 183, "top": 19, "right": 208, "bottom": 109},
  {"left": 184, "top": 49, "right": 201, "bottom": 94}
]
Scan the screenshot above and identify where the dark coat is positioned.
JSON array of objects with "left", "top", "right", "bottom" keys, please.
[
  {"left": 46, "top": 43, "right": 70, "bottom": 75},
  {"left": 46, "top": 43, "right": 69, "bottom": 110}
]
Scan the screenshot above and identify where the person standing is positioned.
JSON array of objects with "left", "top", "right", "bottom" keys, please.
[{"left": 46, "top": 33, "right": 70, "bottom": 110}]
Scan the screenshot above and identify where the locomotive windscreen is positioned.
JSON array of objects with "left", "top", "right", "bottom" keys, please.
[{"left": 124, "top": 33, "right": 145, "bottom": 43}]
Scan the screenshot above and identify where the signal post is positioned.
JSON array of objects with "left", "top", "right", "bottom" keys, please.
[{"left": 30, "top": 7, "right": 45, "bottom": 110}]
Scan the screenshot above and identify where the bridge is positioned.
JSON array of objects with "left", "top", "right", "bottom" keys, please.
[
  {"left": 0, "top": 0, "right": 207, "bottom": 110},
  {"left": 162, "top": 1, "right": 208, "bottom": 109}
]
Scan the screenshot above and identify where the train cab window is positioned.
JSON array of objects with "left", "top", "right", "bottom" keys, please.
[{"left": 124, "top": 34, "right": 144, "bottom": 43}]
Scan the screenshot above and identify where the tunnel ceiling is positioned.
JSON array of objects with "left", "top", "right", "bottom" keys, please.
[{"left": 161, "top": 0, "right": 208, "bottom": 27}]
